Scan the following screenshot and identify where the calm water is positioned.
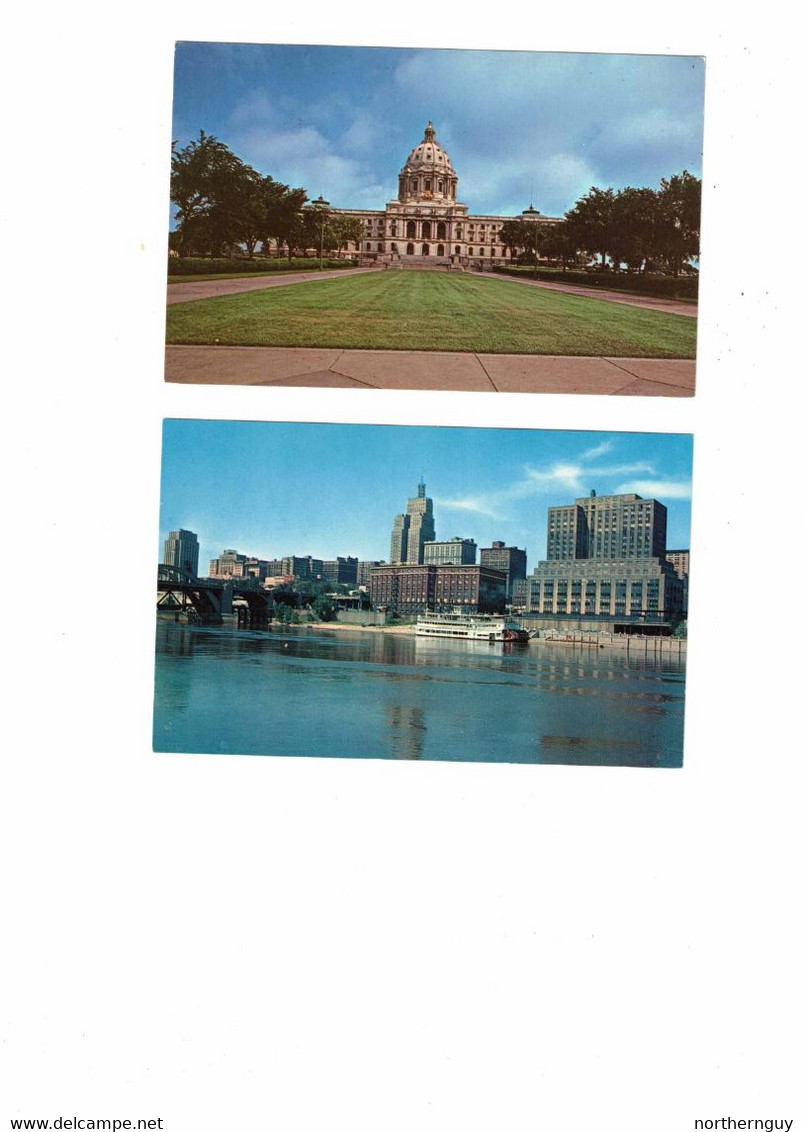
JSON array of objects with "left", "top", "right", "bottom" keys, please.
[{"left": 153, "top": 619, "right": 686, "bottom": 767}]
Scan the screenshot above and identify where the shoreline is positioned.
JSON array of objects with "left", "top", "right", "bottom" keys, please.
[
  {"left": 297, "top": 620, "right": 686, "bottom": 649},
  {"left": 298, "top": 620, "right": 416, "bottom": 635}
]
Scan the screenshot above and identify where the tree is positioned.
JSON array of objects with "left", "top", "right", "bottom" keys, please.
[
  {"left": 236, "top": 174, "right": 295, "bottom": 259},
  {"left": 329, "top": 215, "right": 364, "bottom": 258},
  {"left": 608, "top": 186, "right": 662, "bottom": 273},
  {"left": 170, "top": 131, "right": 259, "bottom": 257},
  {"left": 563, "top": 186, "right": 617, "bottom": 268},
  {"left": 311, "top": 594, "right": 338, "bottom": 621},
  {"left": 499, "top": 219, "right": 526, "bottom": 258},
  {"left": 267, "top": 189, "right": 312, "bottom": 259},
  {"left": 537, "top": 224, "right": 582, "bottom": 271},
  {"left": 655, "top": 171, "right": 701, "bottom": 275}
]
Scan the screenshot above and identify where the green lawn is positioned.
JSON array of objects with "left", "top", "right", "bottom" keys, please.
[{"left": 165, "top": 271, "right": 697, "bottom": 357}]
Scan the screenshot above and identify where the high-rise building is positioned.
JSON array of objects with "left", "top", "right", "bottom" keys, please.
[
  {"left": 280, "top": 555, "right": 323, "bottom": 580},
  {"left": 666, "top": 550, "right": 690, "bottom": 616},
  {"left": 321, "top": 557, "right": 359, "bottom": 586},
  {"left": 665, "top": 550, "right": 689, "bottom": 578},
  {"left": 390, "top": 479, "right": 436, "bottom": 564},
  {"left": 423, "top": 537, "right": 476, "bottom": 565},
  {"left": 525, "top": 492, "right": 683, "bottom": 626},
  {"left": 546, "top": 491, "right": 667, "bottom": 561},
  {"left": 209, "top": 549, "right": 248, "bottom": 578},
  {"left": 479, "top": 541, "right": 527, "bottom": 600},
  {"left": 163, "top": 529, "right": 199, "bottom": 578}
]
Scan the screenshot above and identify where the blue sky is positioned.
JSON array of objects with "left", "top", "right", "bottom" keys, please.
[
  {"left": 172, "top": 43, "right": 705, "bottom": 218},
  {"left": 159, "top": 421, "right": 693, "bottom": 570}
]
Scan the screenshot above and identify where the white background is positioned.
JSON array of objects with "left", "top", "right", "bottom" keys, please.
[{"left": 2, "top": 4, "right": 799, "bottom": 1131}]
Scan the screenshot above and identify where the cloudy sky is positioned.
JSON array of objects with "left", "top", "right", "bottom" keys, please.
[
  {"left": 159, "top": 421, "right": 693, "bottom": 569},
  {"left": 171, "top": 42, "right": 705, "bottom": 218}
]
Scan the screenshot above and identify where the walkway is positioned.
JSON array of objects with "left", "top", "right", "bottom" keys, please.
[
  {"left": 167, "top": 266, "right": 380, "bottom": 305},
  {"left": 164, "top": 266, "right": 696, "bottom": 395},
  {"left": 483, "top": 272, "right": 697, "bottom": 318},
  {"left": 165, "top": 345, "right": 694, "bottom": 396},
  {"left": 167, "top": 264, "right": 697, "bottom": 317}
]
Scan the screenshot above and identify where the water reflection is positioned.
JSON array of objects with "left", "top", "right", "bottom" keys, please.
[
  {"left": 153, "top": 621, "right": 686, "bottom": 767},
  {"left": 384, "top": 705, "right": 426, "bottom": 760}
]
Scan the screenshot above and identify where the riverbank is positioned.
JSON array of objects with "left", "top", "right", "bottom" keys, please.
[
  {"left": 299, "top": 620, "right": 416, "bottom": 635},
  {"left": 300, "top": 620, "right": 686, "bottom": 650}
]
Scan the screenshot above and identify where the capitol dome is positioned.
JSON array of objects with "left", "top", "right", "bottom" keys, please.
[{"left": 397, "top": 122, "right": 458, "bottom": 205}]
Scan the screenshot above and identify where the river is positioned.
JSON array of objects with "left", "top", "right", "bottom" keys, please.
[{"left": 153, "top": 619, "right": 686, "bottom": 767}]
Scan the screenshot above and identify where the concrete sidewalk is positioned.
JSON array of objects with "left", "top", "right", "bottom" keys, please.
[
  {"left": 167, "top": 264, "right": 697, "bottom": 317},
  {"left": 165, "top": 345, "right": 695, "bottom": 396},
  {"left": 167, "top": 267, "right": 381, "bottom": 305},
  {"left": 484, "top": 271, "right": 698, "bottom": 318}
]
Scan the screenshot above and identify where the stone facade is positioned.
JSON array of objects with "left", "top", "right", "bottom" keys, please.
[
  {"left": 525, "top": 492, "right": 685, "bottom": 624},
  {"left": 333, "top": 122, "right": 561, "bottom": 267}
]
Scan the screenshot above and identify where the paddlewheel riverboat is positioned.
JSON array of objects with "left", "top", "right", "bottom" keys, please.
[{"left": 415, "top": 612, "right": 529, "bottom": 643}]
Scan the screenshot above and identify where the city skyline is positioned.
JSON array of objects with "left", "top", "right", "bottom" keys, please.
[
  {"left": 172, "top": 43, "right": 704, "bottom": 219},
  {"left": 158, "top": 421, "right": 693, "bottom": 571}
]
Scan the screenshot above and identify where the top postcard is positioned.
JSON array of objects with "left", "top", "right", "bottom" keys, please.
[{"left": 166, "top": 43, "right": 703, "bottom": 396}]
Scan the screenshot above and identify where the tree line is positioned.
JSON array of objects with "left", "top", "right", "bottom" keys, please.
[
  {"left": 170, "top": 131, "right": 364, "bottom": 259},
  {"left": 498, "top": 174, "right": 700, "bottom": 276},
  {"left": 171, "top": 131, "right": 700, "bottom": 274}
]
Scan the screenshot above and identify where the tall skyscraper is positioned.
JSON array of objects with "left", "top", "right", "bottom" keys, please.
[
  {"left": 526, "top": 492, "right": 683, "bottom": 622},
  {"left": 163, "top": 529, "right": 199, "bottom": 578},
  {"left": 546, "top": 491, "right": 667, "bottom": 561},
  {"left": 390, "top": 479, "right": 436, "bottom": 564}
]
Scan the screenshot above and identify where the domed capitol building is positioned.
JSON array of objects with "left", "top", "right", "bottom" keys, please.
[{"left": 332, "top": 121, "right": 561, "bottom": 267}]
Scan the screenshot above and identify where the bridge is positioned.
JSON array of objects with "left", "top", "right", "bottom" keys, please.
[{"left": 157, "top": 566, "right": 273, "bottom": 626}]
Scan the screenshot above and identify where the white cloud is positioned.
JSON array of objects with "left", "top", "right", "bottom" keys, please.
[
  {"left": 614, "top": 479, "right": 692, "bottom": 500},
  {"left": 437, "top": 495, "right": 503, "bottom": 519},
  {"left": 580, "top": 440, "right": 614, "bottom": 461}
]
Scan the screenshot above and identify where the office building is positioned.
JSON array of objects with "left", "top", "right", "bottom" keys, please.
[
  {"left": 423, "top": 537, "right": 476, "bottom": 565},
  {"left": 390, "top": 479, "right": 436, "bottom": 564},
  {"left": 369, "top": 563, "right": 507, "bottom": 616},
  {"left": 525, "top": 491, "right": 684, "bottom": 629},
  {"left": 163, "top": 529, "right": 199, "bottom": 579},
  {"left": 479, "top": 541, "right": 527, "bottom": 600},
  {"left": 546, "top": 491, "right": 667, "bottom": 561},
  {"left": 321, "top": 557, "right": 359, "bottom": 586}
]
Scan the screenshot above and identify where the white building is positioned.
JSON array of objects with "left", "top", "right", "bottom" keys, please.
[{"left": 333, "top": 122, "right": 561, "bottom": 268}]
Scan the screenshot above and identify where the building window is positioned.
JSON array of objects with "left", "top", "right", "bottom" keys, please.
[
  {"left": 422, "top": 243, "right": 430, "bottom": 255},
  {"left": 455, "top": 246, "right": 461, "bottom": 255},
  {"left": 437, "top": 244, "right": 445, "bottom": 256},
  {"left": 406, "top": 243, "right": 414, "bottom": 255},
  {"left": 406, "top": 220, "right": 416, "bottom": 238}
]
